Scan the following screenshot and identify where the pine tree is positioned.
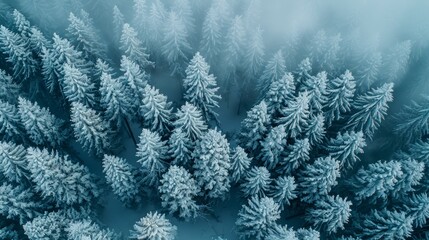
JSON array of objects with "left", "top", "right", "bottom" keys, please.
[
  {"left": 356, "top": 51, "right": 381, "bottom": 90},
  {"left": 324, "top": 70, "right": 356, "bottom": 125},
  {"left": 183, "top": 52, "right": 221, "bottom": 122},
  {"left": 277, "top": 91, "right": 310, "bottom": 138},
  {"left": 112, "top": 6, "right": 125, "bottom": 44},
  {"left": 12, "top": 9, "right": 31, "bottom": 38},
  {"left": 119, "top": 55, "right": 148, "bottom": 101},
  {"left": 241, "top": 166, "right": 272, "bottom": 197},
  {"left": 306, "top": 195, "right": 352, "bottom": 233},
  {"left": 136, "top": 129, "right": 169, "bottom": 186},
  {"left": 296, "top": 58, "right": 312, "bottom": 85},
  {"left": 168, "top": 128, "right": 192, "bottom": 166},
  {"left": 146, "top": 0, "right": 167, "bottom": 55},
  {"left": 391, "top": 153, "right": 424, "bottom": 198},
  {"left": 308, "top": 30, "right": 342, "bottom": 72},
  {"left": 71, "top": 102, "right": 111, "bottom": 155},
  {"left": 140, "top": 85, "right": 173, "bottom": 134},
  {"left": 173, "top": 102, "right": 208, "bottom": 142},
  {"left": 259, "top": 125, "right": 287, "bottom": 169},
  {"left": 0, "top": 141, "right": 28, "bottom": 183},
  {"left": 23, "top": 211, "right": 69, "bottom": 240},
  {"left": 230, "top": 146, "right": 252, "bottom": 183},
  {"left": 266, "top": 224, "right": 297, "bottom": 240},
  {"left": 350, "top": 160, "right": 403, "bottom": 202},
  {"left": 130, "top": 212, "right": 177, "bottom": 240},
  {"left": 159, "top": 165, "right": 200, "bottom": 220},
  {"left": 193, "top": 129, "right": 230, "bottom": 199},
  {"left": 40, "top": 47, "right": 58, "bottom": 93},
  {"left": 63, "top": 63, "right": 97, "bottom": 106},
  {"left": 236, "top": 196, "right": 280, "bottom": 240},
  {"left": 405, "top": 193, "right": 429, "bottom": 227},
  {"left": 264, "top": 72, "right": 296, "bottom": 115},
  {"left": 239, "top": 101, "right": 270, "bottom": 152},
  {"left": 0, "top": 100, "right": 23, "bottom": 141},
  {"left": 305, "top": 113, "right": 326, "bottom": 146},
  {"left": 0, "top": 183, "right": 41, "bottom": 224},
  {"left": 102, "top": 154, "right": 139, "bottom": 205},
  {"left": 172, "top": 0, "right": 195, "bottom": 36},
  {"left": 28, "top": 27, "right": 51, "bottom": 55},
  {"left": 300, "top": 71, "right": 328, "bottom": 112},
  {"left": 222, "top": 16, "right": 245, "bottom": 79},
  {"left": 120, "top": 23, "right": 153, "bottom": 69},
  {"left": 258, "top": 50, "right": 286, "bottom": 97},
  {"left": 269, "top": 176, "right": 298, "bottom": 209},
  {"left": 200, "top": 7, "right": 224, "bottom": 65},
  {"left": 298, "top": 156, "right": 340, "bottom": 203},
  {"left": 295, "top": 228, "right": 320, "bottom": 240},
  {"left": 244, "top": 27, "right": 265, "bottom": 80},
  {"left": 67, "top": 219, "right": 119, "bottom": 240},
  {"left": 384, "top": 40, "right": 411, "bottom": 82},
  {"left": 26, "top": 147, "right": 100, "bottom": 205},
  {"left": 346, "top": 83, "right": 394, "bottom": 138},
  {"left": 279, "top": 138, "right": 311, "bottom": 174},
  {"left": 0, "top": 225, "right": 19, "bottom": 240},
  {"left": 0, "top": 69, "right": 20, "bottom": 104},
  {"left": 326, "top": 131, "right": 366, "bottom": 170},
  {"left": 18, "top": 97, "right": 67, "bottom": 147},
  {"left": 0, "top": 25, "right": 36, "bottom": 79},
  {"left": 357, "top": 210, "right": 413, "bottom": 240}
]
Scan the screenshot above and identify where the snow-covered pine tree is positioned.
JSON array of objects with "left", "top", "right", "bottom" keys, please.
[
  {"left": 130, "top": 212, "right": 177, "bottom": 240},
  {"left": 0, "top": 183, "right": 41, "bottom": 224},
  {"left": 357, "top": 210, "right": 413, "bottom": 240},
  {"left": 0, "top": 25, "right": 36, "bottom": 79},
  {"left": 102, "top": 154, "right": 139, "bottom": 205},
  {"left": 305, "top": 113, "right": 326, "bottom": 146},
  {"left": 173, "top": 102, "right": 208, "bottom": 142},
  {"left": 168, "top": 128, "right": 192, "bottom": 166},
  {"left": 119, "top": 55, "right": 149, "bottom": 101},
  {"left": 200, "top": 6, "right": 225, "bottom": 65},
  {"left": 296, "top": 58, "right": 312, "bottom": 85},
  {"left": 295, "top": 228, "right": 320, "bottom": 240},
  {"left": 136, "top": 129, "right": 169, "bottom": 186},
  {"left": 326, "top": 131, "right": 366, "bottom": 171},
  {"left": 146, "top": 0, "right": 167, "bottom": 55},
  {"left": 300, "top": 71, "right": 328, "bottom": 112},
  {"left": 264, "top": 72, "right": 296, "bottom": 116},
  {"left": 12, "top": 9, "right": 31, "bottom": 38},
  {"left": 23, "top": 211, "right": 69, "bottom": 240},
  {"left": 120, "top": 23, "right": 153, "bottom": 69},
  {"left": 384, "top": 40, "right": 411, "bottom": 83},
  {"left": 67, "top": 219, "right": 119, "bottom": 240},
  {"left": 355, "top": 51, "right": 382, "bottom": 90},
  {"left": 266, "top": 224, "right": 297, "bottom": 240},
  {"left": 26, "top": 147, "right": 100, "bottom": 205},
  {"left": 269, "top": 176, "right": 298, "bottom": 210},
  {"left": 350, "top": 160, "right": 403, "bottom": 202},
  {"left": 306, "top": 195, "right": 352, "bottom": 234},
  {"left": 405, "top": 193, "right": 429, "bottom": 227},
  {"left": 258, "top": 50, "right": 286, "bottom": 98},
  {"left": 159, "top": 165, "right": 200, "bottom": 220},
  {"left": 0, "top": 100, "right": 23, "bottom": 141},
  {"left": 0, "top": 141, "right": 28, "bottom": 183},
  {"left": 222, "top": 15, "right": 245, "bottom": 80},
  {"left": 112, "top": 5, "right": 125, "bottom": 44},
  {"left": 324, "top": 70, "right": 356, "bottom": 125},
  {"left": 276, "top": 91, "right": 310, "bottom": 138},
  {"left": 70, "top": 101, "right": 111, "bottom": 155},
  {"left": 95, "top": 58, "right": 114, "bottom": 78},
  {"left": 241, "top": 166, "right": 271, "bottom": 197},
  {"left": 28, "top": 27, "right": 51, "bottom": 55},
  {"left": 63, "top": 63, "right": 97, "bottom": 107},
  {"left": 244, "top": 27, "right": 265, "bottom": 80},
  {"left": 172, "top": 0, "right": 195, "bottom": 37},
  {"left": 183, "top": 52, "right": 221, "bottom": 122},
  {"left": 278, "top": 138, "right": 310, "bottom": 174},
  {"left": 239, "top": 100, "right": 270, "bottom": 152},
  {"left": 308, "top": 30, "right": 342, "bottom": 72},
  {"left": 40, "top": 47, "right": 58, "bottom": 93},
  {"left": 0, "top": 225, "right": 18, "bottom": 240},
  {"left": 193, "top": 129, "right": 230, "bottom": 199},
  {"left": 140, "top": 85, "right": 173, "bottom": 134},
  {"left": 0, "top": 69, "right": 20, "bottom": 104},
  {"left": 18, "top": 97, "right": 67, "bottom": 147},
  {"left": 230, "top": 146, "right": 252, "bottom": 184},
  {"left": 346, "top": 82, "right": 394, "bottom": 138},
  {"left": 390, "top": 153, "right": 424, "bottom": 198},
  {"left": 236, "top": 196, "right": 280, "bottom": 240},
  {"left": 259, "top": 125, "right": 287, "bottom": 169},
  {"left": 298, "top": 156, "right": 340, "bottom": 203}
]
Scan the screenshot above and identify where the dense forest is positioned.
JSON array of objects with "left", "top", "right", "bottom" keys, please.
[{"left": 1, "top": 0, "right": 429, "bottom": 239}]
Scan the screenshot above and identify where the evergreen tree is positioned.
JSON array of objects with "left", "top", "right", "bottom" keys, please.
[
  {"left": 112, "top": 6, "right": 125, "bottom": 44},
  {"left": 63, "top": 63, "right": 97, "bottom": 106},
  {"left": 356, "top": 51, "right": 381, "bottom": 90},
  {"left": 67, "top": 219, "right": 119, "bottom": 240},
  {"left": 295, "top": 228, "right": 320, "bottom": 240},
  {"left": 308, "top": 30, "right": 342, "bottom": 72},
  {"left": 0, "top": 225, "right": 19, "bottom": 240},
  {"left": 244, "top": 27, "right": 265, "bottom": 80},
  {"left": 172, "top": 0, "right": 195, "bottom": 36},
  {"left": 173, "top": 102, "right": 208, "bottom": 142},
  {"left": 146, "top": 0, "right": 167, "bottom": 55},
  {"left": 300, "top": 71, "right": 328, "bottom": 112},
  {"left": 305, "top": 113, "right": 326, "bottom": 146},
  {"left": 239, "top": 101, "right": 270, "bottom": 152},
  {"left": 298, "top": 156, "right": 340, "bottom": 203},
  {"left": 40, "top": 47, "right": 58, "bottom": 93},
  {"left": 183, "top": 52, "right": 221, "bottom": 122},
  {"left": 222, "top": 16, "right": 245, "bottom": 79},
  {"left": 193, "top": 129, "right": 230, "bottom": 199},
  {"left": 391, "top": 153, "right": 424, "bottom": 198},
  {"left": 71, "top": 102, "right": 111, "bottom": 155},
  {"left": 264, "top": 72, "right": 296, "bottom": 115},
  {"left": 168, "top": 128, "right": 192, "bottom": 166},
  {"left": 266, "top": 224, "right": 297, "bottom": 240},
  {"left": 120, "top": 23, "right": 153, "bottom": 69},
  {"left": 12, "top": 9, "right": 31, "bottom": 38},
  {"left": 132, "top": 0, "right": 148, "bottom": 36},
  {"left": 258, "top": 50, "right": 286, "bottom": 97},
  {"left": 0, "top": 69, "right": 20, "bottom": 104},
  {"left": 130, "top": 212, "right": 177, "bottom": 240},
  {"left": 296, "top": 58, "right": 312, "bottom": 85},
  {"left": 200, "top": 7, "right": 224, "bottom": 65},
  {"left": 0, "top": 141, "right": 28, "bottom": 183},
  {"left": 357, "top": 210, "right": 413, "bottom": 240},
  {"left": 0, "top": 183, "right": 41, "bottom": 224},
  {"left": 405, "top": 193, "right": 429, "bottom": 227},
  {"left": 346, "top": 83, "right": 394, "bottom": 138},
  {"left": 326, "top": 131, "right": 366, "bottom": 170},
  {"left": 102, "top": 154, "right": 139, "bottom": 205},
  {"left": 279, "top": 138, "right": 311, "bottom": 174},
  {"left": 230, "top": 146, "right": 252, "bottom": 183},
  {"left": 384, "top": 40, "right": 411, "bottom": 82},
  {"left": 28, "top": 27, "right": 51, "bottom": 55},
  {"left": 23, "top": 211, "right": 69, "bottom": 240},
  {"left": 140, "top": 85, "right": 173, "bottom": 134},
  {"left": 159, "top": 165, "right": 200, "bottom": 220},
  {"left": 236, "top": 196, "right": 280, "bottom": 240},
  {"left": 26, "top": 147, "right": 100, "bottom": 205},
  {"left": 18, "top": 97, "right": 67, "bottom": 147},
  {"left": 269, "top": 176, "right": 298, "bottom": 209},
  {"left": 119, "top": 55, "right": 148, "bottom": 101},
  {"left": 324, "top": 70, "right": 356, "bottom": 125},
  {"left": 241, "top": 166, "right": 272, "bottom": 197},
  {"left": 277, "top": 91, "right": 310, "bottom": 138},
  {"left": 0, "top": 100, "right": 23, "bottom": 141},
  {"left": 306, "top": 195, "right": 352, "bottom": 233},
  {"left": 136, "top": 129, "right": 169, "bottom": 186},
  {"left": 259, "top": 125, "right": 287, "bottom": 169}
]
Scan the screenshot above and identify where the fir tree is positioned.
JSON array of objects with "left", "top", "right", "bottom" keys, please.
[
  {"left": 28, "top": 27, "right": 51, "bottom": 55},
  {"left": 405, "top": 193, "right": 429, "bottom": 227},
  {"left": 324, "top": 70, "right": 356, "bottom": 125},
  {"left": 0, "top": 225, "right": 19, "bottom": 240},
  {"left": 236, "top": 196, "right": 280, "bottom": 240},
  {"left": 120, "top": 23, "right": 153, "bottom": 69},
  {"left": 173, "top": 102, "right": 208, "bottom": 142},
  {"left": 23, "top": 211, "right": 69, "bottom": 240},
  {"left": 384, "top": 40, "right": 411, "bottom": 82},
  {"left": 159, "top": 165, "right": 200, "bottom": 220},
  {"left": 146, "top": 0, "right": 167, "bottom": 55},
  {"left": 391, "top": 153, "right": 424, "bottom": 198},
  {"left": 265, "top": 224, "right": 297, "bottom": 240},
  {"left": 67, "top": 219, "right": 119, "bottom": 240},
  {"left": 230, "top": 146, "right": 252, "bottom": 184},
  {"left": 0, "top": 141, "right": 28, "bottom": 183},
  {"left": 12, "top": 9, "right": 31, "bottom": 38},
  {"left": 183, "top": 52, "right": 221, "bottom": 122},
  {"left": 326, "top": 131, "right": 366, "bottom": 170},
  {"left": 305, "top": 113, "right": 326, "bottom": 146},
  {"left": 40, "top": 46, "right": 58, "bottom": 93},
  {"left": 172, "top": 0, "right": 195, "bottom": 36},
  {"left": 295, "top": 228, "right": 320, "bottom": 240},
  {"left": 258, "top": 50, "right": 286, "bottom": 97},
  {"left": 63, "top": 63, "right": 97, "bottom": 106},
  {"left": 308, "top": 30, "right": 342, "bottom": 72},
  {"left": 140, "top": 85, "right": 173, "bottom": 134},
  {"left": 0, "top": 100, "right": 23, "bottom": 141},
  {"left": 300, "top": 71, "right": 328, "bottom": 112},
  {"left": 222, "top": 16, "right": 245, "bottom": 79},
  {"left": 112, "top": 6, "right": 125, "bottom": 44},
  {"left": 18, "top": 97, "right": 67, "bottom": 147},
  {"left": 296, "top": 58, "right": 312, "bottom": 85},
  {"left": 244, "top": 27, "right": 265, "bottom": 80},
  {"left": 0, "top": 183, "right": 41, "bottom": 224},
  {"left": 130, "top": 212, "right": 177, "bottom": 240},
  {"left": 346, "top": 83, "right": 394, "bottom": 138},
  {"left": 298, "top": 156, "right": 340, "bottom": 203},
  {"left": 269, "top": 176, "right": 298, "bottom": 209},
  {"left": 241, "top": 166, "right": 272, "bottom": 197},
  {"left": 193, "top": 129, "right": 230, "bottom": 199},
  {"left": 0, "top": 69, "right": 20, "bottom": 104},
  {"left": 357, "top": 210, "right": 413, "bottom": 240},
  {"left": 200, "top": 7, "right": 224, "bottom": 65},
  {"left": 276, "top": 91, "right": 310, "bottom": 138},
  {"left": 279, "top": 138, "right": 311, "bottom": 174},
  {"left": 239, "top": 101, "right": 270, "bottom": 152},
  {"left": 264, "top": 72, "right": 296, "bottom": 115},
  {"left": 136, "top": 129, "right": 169, "bottom": 186},
  {"left": 102, "top": 154, "right": 139, "bottom": 205},
  {"left": 259, "top": 125, "right": 287, "bottom": 169},
  {"left": 356, "top": 51, "right": 381, "bottom": 90},
  {"left": 168, "top": 128, "right": 192, "bottom": 166},
  {"left": 119, "top": 55, "right": 148, "bottom": 101},
  {"left": 71, "top": 102, "right": 111, "bottom": 155},
  {"left": 306, "top": 195, "right": 352, "bottom": 233}
]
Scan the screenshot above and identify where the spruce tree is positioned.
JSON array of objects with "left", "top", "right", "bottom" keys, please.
[
  {"left": 258, "top": 50, "right": 286, "bottom": 97},
  {"left": 28, "top": 27, "right": 51, "bottom": 55},
  {"left": 0, "top": 100, "right": 23, "bottom": 141},
  {"left": 266, "top": 224, "right": 297, "bottom": 240},
  {"left": 120, "top": 23, "right": 153, "bottom": 69},
  {"left": 12, "top": 9, "right": 31, "bottom": 38},
  {"left": 173, "top": 102, "right": 208, "bottom": 142},
  {"left": 279, "top": 138, "right": 311, "bottom": 174},
  {"left": 0, "top": 69, "right": 20, "bottom": 104},
  {"left": 140, "top": 85, "right": 173, "bottom": 134},
  {"left": 259, "top": 125, "right": 287, "bottom": 169},
  {"left": 230, "top": 146, "right": 252, "bottom": 184},
  {"left": 326, "top": 131, "right": 366, "bottom": 170},
  {"left": 146, "top": 0, "right": 167, "bottom": 55},
  {"left": 264, "top": 72, "right": 296, "bottom": 115},
  {"left": 67, "top": 219, "right": 119, "bottom": 240},
  {"left": 356, "top": 51, "right": 381, "bottom": 90},
  {"left": 357, "top": 210, "right": 413, "bottom": 240},
  {"left": 300, "top": 71, "right": 328, "bottom": 112},
  {"left": 296, "top": 228, "right": 320, "bottom": 240},
  {"left": 168, "top": 128, "right": 192, "bottom": 167},
  {"left": 391, "top": 153, "right": 424, "bottom": 198},
  {"left": 222, "top": 16, "right": 245, "bottom": 80},
  {"left": 119, "top": 55, "right": 148, "bottom": 101},
  {"left": 241, "top": 166, "right": 272, "bottom": 197},
  {"left": 394, "top": 96, "right": 429, "bottom": 144},
  {"left": 244, "top": 27, "right": 265, "bottom": 80},
  {"left": 23, "top": 211, "right": 69, "bottom": 240},
  {"left": 269, "top": 176, "right": 298, "bottom": 209},
  {"left": 0, "top": 183, "right": 41, "bottom": 224},
  {"left": 305, "top": 113, "right": 326, "bottom": 146},
  {"left": 112, "top": 6, "right": 125, "bottom": 44},
  {"left": 384, "top": 40, "right": 411, "bottom": 82},
  {"left": 276, "top": 91, "right": 310, "bottom": 138},
  {"left": 239, "top": 101, "right": 270, "bottom": 152},
  {"left": 63, "top": 63, "right": 97, "bottom": 107},
  {"left": 130, "top": 212, "right": 177, "bottom": 240},
  {"left": 200, "top": 7, "right": 224, "bottom": 65},
  {"left": 405, "top": 193, "right": 429, "bottom": 227},
  {"left": 0, "top": 141, "right": 28, "bottom": 183}
]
